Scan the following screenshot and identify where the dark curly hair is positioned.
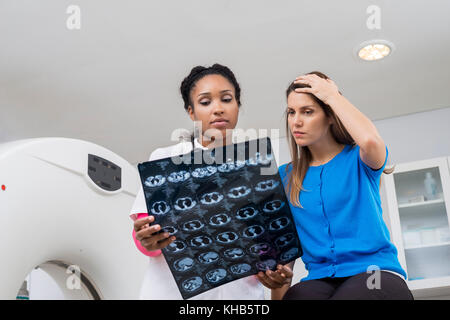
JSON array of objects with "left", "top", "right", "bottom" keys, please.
[{"left": 180, "top": 63, "right": 241, "bottom": 112}]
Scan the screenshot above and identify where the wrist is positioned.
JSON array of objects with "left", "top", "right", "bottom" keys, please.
[
  {"left": 324, "top": 92, "right": 342, "bottom": 106},
  {"left": 148, "top": 249, "right": 162, "bottom": 257}
]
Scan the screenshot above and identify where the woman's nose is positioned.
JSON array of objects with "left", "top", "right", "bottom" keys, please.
[
  {"left": 212, "top": 102, "right": 225, "bottom": 114},
  {"left": 294, "top": 115, "right": 303, "bottom": 127}
]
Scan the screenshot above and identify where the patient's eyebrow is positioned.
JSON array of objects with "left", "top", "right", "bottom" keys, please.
[
  {"left": 287, "top": 105, "right": 315, "bottom": 111},
  {"left": 299, "top": 105, "right": 315, "bottom": 109}
]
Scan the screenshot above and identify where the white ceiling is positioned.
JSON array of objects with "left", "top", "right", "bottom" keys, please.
[{"left": 1, "top": 0, "right": 449, "bottom": 165}]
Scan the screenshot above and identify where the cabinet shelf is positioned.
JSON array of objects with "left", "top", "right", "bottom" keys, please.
[
  {"left": 404, "top": 241, "right": 450, "bottom": 250},
  {"left": 407, "top": 276, "right": 450, "bottom": 298},
  {"left": 398, "top": 198, "right": 445, "bottom": 209}
]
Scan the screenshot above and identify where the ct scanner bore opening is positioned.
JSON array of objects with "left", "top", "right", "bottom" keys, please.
[{"left": 18, "top": 260, "right": 102, "bottom": 300}]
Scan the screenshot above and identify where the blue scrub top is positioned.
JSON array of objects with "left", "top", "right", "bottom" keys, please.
[{"left": 279, "top": 144, "right": 407, "bottom": 281}]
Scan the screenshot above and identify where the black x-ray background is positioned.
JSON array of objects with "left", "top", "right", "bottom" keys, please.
[{"left": 137, "top": 137, "right": 302, "bottom": 299}]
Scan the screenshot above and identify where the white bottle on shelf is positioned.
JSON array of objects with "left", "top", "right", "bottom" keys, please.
[{"left": 424, "top": 172, "right": 437, "bottom": 200}]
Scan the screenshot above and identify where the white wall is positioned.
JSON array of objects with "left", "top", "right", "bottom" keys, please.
[{"left": 374, "top": 107, "right": 450, "bottom": 165}]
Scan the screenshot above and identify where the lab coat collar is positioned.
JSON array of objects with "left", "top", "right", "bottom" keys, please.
[
  {"left": 193, "top": 137, "right": 237, "bottom": 151},
  {"left": 193, "top": 138, "right": 208, "bottom": 151}
]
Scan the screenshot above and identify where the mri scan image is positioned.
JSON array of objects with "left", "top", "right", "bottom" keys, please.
[
  {"left": 164, "top": 240, "right": 187, "bottom": 254},
  {"left": 150, "top": 201, "right": 170, "bottom": 215},
  {"left": 200, "top": 192, "right": 224, "bottom": 205},
  {"left": 269, "top": 216, "right": 290, "bottom": 231},
  {"left": 255, "top": 152, "right": 273, "bottom": 165},
  {"left": 223, "top": 248, "right": 245, "bottom": 260},
  {"left": 192, "top": 166, "right": 217, "bottom": 178},
  {"left": 162, "top": 225, "right": 178, "bottom": 236},
  {"left": 227, "top": 185, "right": 251, "bottom": 199},
  {"left": 173, "top": 257, "right": 195, "bottom": 272},
  {"left": 144, "top": 175, "right": 166, "bottom": 187},
  {"left": 189, "top": 235, "right": 213, "bottom": 248},
  {"left": 209, "top": 213, "right": 231, "bottom": 227},
  {"left": 168, "top": 170, "right": 190, "bottom": 183},
  {"left": 256, "top": 259, "right": 277, "bottom": 271},
  {"left": 255, "top": 179, "right": 279, "bottom": 192},
  {"left": 235, "top": 206, "right": 259, "bottom": 220},
  {"left": 280, "top": 247, "right": 301, "bottom": 263},
  {"left": 242, "top": 225, "right": 265, "bottom": 239},
  {"left": 181, "top": 219, "right": 204, "bottom": 232},
  {"left": 275, "top": 233, "right": 296, "bottom": 248},
  {"left": 174, "top": 197, "right": 197, "bottom": 211},
  {"left": 230, "top": 263, "right": 252, "bottom": 275},
  {"left": 249, "top": 242, "right": 272, "bottom": 256},
  {"left": 217, "top": 160, "right": 245, "bottom": 173},
  {"left": 216, "top": 231, "right": 239, "bottom": 244},
  {"left": 263, "top": 199, "right": 285, "bottom": 213},
  {"left": 138, "top": 137, "right": 302, "bottom": 299},
  {"left": 198, "top": 251, "right": 220, "bottom": 264},
  {"left": 205, "top": 268, "right": 227, "bottom": 283},
  {"left": 182, "top": 276, "right": 203, "bottom": 293}
]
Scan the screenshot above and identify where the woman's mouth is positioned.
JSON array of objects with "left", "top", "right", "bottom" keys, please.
[
  {"left": 211, "top": 119, "right": 229, "bottom": 128},
  {"left": 293, "top": 131, "right": 306, "bottom": 138}
]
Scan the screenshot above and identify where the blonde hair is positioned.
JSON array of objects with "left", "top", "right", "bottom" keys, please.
[{"left": 284, "top": 71, "right": 394, "bottom": 207}]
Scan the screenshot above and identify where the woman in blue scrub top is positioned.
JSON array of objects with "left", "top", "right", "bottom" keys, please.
[{"left": 257, "top": 71, "right": 413, "bottom": 300}]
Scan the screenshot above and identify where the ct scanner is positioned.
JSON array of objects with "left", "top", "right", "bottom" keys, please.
[{"left": 0, "top": 137, "right": 148, "bottom": 299}]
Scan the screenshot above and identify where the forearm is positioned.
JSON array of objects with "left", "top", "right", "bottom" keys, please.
[{"left": 326, "top": 94, "right": 384, "bottom": 151}]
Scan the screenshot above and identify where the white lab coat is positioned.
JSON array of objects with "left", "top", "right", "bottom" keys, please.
[{"left": 130, "top": 138, "right": 265, "bottom": 300}]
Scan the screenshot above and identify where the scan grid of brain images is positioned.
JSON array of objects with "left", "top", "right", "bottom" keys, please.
[{"left": 138, "top": 137, "right": 302, "bottom": 299}]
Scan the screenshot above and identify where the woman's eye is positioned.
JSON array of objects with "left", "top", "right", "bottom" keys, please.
[
  {"left": 287, "top": 110, "right": 295, "bottom": 115},
  {"left": 199, "top": 100, "right": 210, "bottom": 106},
  {"left": 303, "top": 110, "right": 313, "bottom": 115},
  {"left": 222, "top": 96, "right": 233, "bottom": 103}
]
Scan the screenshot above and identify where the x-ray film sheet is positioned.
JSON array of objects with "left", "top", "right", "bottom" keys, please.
[{"left": 137, "top": 137, "right": 302, "bottom": 299}]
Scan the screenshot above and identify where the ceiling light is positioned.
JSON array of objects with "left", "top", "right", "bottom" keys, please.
[{"left": 355, "top": 40, "right": 394, "bottom": 61}]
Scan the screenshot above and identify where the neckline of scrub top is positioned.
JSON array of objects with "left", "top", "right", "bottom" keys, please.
[{"left": 308, "top": 144, "right": 350, "bottom": 169}]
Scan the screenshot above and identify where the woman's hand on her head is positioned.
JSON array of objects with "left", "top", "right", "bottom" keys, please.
[
  {"left": 133, "top": 216, "right": 176, "bottom": 251},
  {"left": 294, "top": 73, "right": 340, "bottom": 105},
  {"left": 257, "top": 264, "right": 293, "bottom": 289}
]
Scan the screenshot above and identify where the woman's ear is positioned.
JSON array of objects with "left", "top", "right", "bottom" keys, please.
[{"left": 187, "top": 106, "right": 195, "bottom": 121}]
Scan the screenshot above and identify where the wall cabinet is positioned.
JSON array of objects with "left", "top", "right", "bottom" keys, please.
[{"left": 383, "top": 157, "right": 450, "bottom": 298}]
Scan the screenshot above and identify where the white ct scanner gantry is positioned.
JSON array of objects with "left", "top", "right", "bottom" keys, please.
[{"left": 0, "top": 137, "right": 148, "bottom": 299}]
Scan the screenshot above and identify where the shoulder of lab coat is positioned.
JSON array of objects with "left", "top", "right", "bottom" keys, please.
[{"left": 129, "top": 140, "right": 194, "bottom": 220}]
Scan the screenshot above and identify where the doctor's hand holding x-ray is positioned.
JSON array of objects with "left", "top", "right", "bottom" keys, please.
[
  {"left": 257, "top": 261, "right": 295, "bottom": 299},
  {"left": 134, "top": 215, "right": 176, "bottom": 252}
]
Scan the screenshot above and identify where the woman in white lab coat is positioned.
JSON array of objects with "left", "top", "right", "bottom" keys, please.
[{"left": 129, "top": 64, "right": 265, "bottom": 300}]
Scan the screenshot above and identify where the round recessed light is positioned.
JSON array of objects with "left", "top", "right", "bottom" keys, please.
[{"left": 355, "top": 40, "right": 394, "bottom": 61}]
